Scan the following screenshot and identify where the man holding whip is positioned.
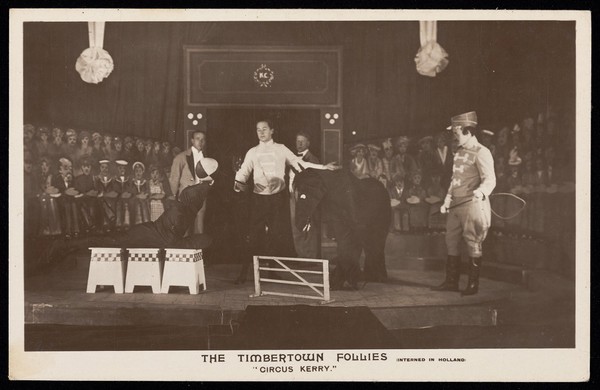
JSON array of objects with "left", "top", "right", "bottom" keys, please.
[{"left": 432, "top": 111, "right": 496, "bottom": 296}]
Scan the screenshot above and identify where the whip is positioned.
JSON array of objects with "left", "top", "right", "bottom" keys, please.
[
  {"left": 432, "top": 192, "right": 527, "bottom": 220},
  {"left": 488, "top": 192, "right": 527, "bottom": 220}
]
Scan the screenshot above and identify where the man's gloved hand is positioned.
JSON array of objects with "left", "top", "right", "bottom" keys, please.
[
  {"left": 473, "top": 189, "right": 485, "bottom": 201},
  {"left": 440, "top": 194, "right": 452, "bottom": 214}
]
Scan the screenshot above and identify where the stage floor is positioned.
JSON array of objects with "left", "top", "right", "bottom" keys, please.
[
  {"left": 20, "top": 232, "right": 576, "bottom": 350},
  {"left": 23, "top": 250, "right": 574, "bottom": 331}
]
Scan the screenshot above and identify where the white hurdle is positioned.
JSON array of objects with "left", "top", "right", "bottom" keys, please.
[{"left": 250, "top": 256, "right": 332, "bottom": 304}]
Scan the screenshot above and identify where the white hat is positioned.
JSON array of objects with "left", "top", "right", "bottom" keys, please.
[
  {"left": 196, "top": 157, "right": 218, "bottom": 179},
  {"left": 99, "top": 159, "right": 110, "bottom": 165},
  {"left": 132, "top": 161, "right": 145, "bottom": 172},
  {"left": 482, "top": 129, "right": 495, "bottom": 136},
  {"left": 447, "top": 111, "right": 478, "bottom": 130},
  {"left": 116, "top": 160, "right": 128, "bottom": 166},
  {"left": 349, "top": 143, "right": 366, "bottom": 156},
  {"left": 395, "top": 136, "right": 410, "bottom": 145},
  {"left": 58, "top": 157, "right": 72, "bottom": 167}
]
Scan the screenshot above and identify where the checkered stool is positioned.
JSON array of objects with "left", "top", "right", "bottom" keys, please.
[
  {"left": 161, "top": 249, "right": 206, "bottom": 294},
  {"left": 87, "top": 248, "right": 126, "bottom": 294},
  {"left": 124, "top": 248, "right": 162, "bottom": 294}
]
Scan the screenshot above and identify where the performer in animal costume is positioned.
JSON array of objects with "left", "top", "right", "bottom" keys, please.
[{"left": 294, "top": 169, "right": 391, "bottom": 287}]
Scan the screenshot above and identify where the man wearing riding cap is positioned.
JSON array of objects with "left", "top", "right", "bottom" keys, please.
[
  {"left": 432, "top": 111, "right": 496, "bottom": 296},
  {"left": 44, "top": 158, "right": 219, "bottom": 266}
]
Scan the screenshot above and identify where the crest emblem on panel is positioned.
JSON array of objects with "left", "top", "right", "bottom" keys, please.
[{"left": 253, "top": 64, "right": 275, "bottom": 88}]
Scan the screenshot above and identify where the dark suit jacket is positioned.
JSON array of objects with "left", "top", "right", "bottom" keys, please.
[
  {"left": 51, "top": 174, "right": 72, "bottom": 193},
  {"left": 74, "top": 174, "right": 95, "bottom": 193},
  {"left": 302, "top": 150, "right": 320, "bottom": 164}
]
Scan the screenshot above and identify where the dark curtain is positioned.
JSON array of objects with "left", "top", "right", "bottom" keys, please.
[
  {"left": 23, "top": 21, "right": 575, "bottom": 146},
  {"left": 24, "top": 22, "right": 218, "bottom": 146}
]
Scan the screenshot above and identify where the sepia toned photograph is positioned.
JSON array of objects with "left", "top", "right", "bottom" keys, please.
[{"left": 9, "top": 9, "right": 590, "bottom": 381}]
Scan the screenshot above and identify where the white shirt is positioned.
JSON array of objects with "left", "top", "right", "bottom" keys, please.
[
  {"left": 236, "top": 140, "right": 321, "bottom": 195},
  {"left": 191, "top": 146, "right": 204, "bottom": 184}
]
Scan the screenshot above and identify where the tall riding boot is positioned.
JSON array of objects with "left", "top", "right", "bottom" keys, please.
[
  {"left": 431, "top": 255, "right": 460, "bottom": 291},
  {"left": 462, "top": 257, "right": 482, "bottom": 296}
]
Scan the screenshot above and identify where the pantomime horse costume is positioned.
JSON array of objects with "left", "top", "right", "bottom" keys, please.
[{"left": 294, "top": 169, "right": 391, "bottom": 290}]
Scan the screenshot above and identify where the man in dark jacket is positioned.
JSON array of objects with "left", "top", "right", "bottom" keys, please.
[{"left": 289, "top": 131, "right": 321, "bottom": 258}]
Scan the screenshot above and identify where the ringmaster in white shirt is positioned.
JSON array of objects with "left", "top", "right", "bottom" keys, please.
[{"left": 234, "top": 120, "right": 339, "bottom": 259}]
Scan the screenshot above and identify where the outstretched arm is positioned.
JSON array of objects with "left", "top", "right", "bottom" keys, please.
[{"left": 284, "top": 146, "right": 340, "bottom": 171}]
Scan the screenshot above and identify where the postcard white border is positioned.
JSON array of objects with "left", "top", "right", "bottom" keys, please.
[{"left": 8, "top": 8, "right": 591, "bottom": 382}]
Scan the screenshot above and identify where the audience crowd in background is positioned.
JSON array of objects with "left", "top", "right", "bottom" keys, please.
[
  {"left": 22, "top": 126, "right": 181, "bottom": 243},
  {"left": 21, "top": 108, "right": 576, "bottom": 259},
  {"left": 346, "top": 109, "right": 575, "bottom": 239}
]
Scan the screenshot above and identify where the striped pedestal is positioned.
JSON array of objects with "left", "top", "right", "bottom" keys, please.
[
  {"left": 124, "top": 248, "right": 162, "bottom": 294},
  {"left": 161, "top": 249, "right": 206, "bottom": 294},
  {"left": 87, "top": 248, "right": 126, "bottom": 294}
]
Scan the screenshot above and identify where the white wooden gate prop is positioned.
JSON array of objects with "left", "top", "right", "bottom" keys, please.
[{"left": 250, "top": 256, "right": 333, "bottom": 304}]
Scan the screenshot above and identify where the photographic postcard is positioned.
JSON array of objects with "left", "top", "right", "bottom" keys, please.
[{"left": 8, "top": 8, "right": 590, "bottom": 381}]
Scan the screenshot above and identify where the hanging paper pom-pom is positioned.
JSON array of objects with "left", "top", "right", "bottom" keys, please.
[
  {"left": 75, "top": 47, "right": 114, "bottom": 84},
  {"left": 414, "top": 41, "right": 449, "bottom": 77}
]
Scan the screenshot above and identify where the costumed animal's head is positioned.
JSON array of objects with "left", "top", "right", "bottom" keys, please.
[{"left": 294, "top": 168, "right": 357, "bottom": 234}]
